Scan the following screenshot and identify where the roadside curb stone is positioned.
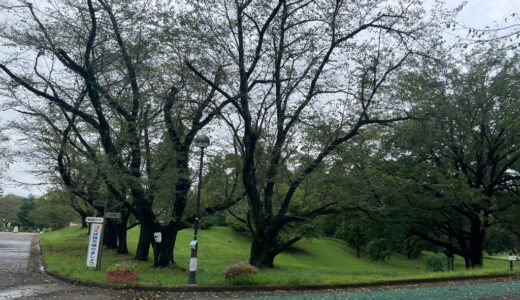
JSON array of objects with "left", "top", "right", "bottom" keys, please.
[{"left": 43, "top": 272, "right": 519, "bottom": 292}]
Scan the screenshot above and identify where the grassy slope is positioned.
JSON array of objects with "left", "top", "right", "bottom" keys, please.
[{"left": 39, "top": 226, "right": 512, "bottom": 286}]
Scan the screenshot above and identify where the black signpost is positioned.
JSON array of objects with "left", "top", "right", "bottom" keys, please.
[
  {"left": 510, "top": 253, "right": 517, "bottom": 272},
  {"left": 187, "top": 135, "right": 210, "bottom": 285}
]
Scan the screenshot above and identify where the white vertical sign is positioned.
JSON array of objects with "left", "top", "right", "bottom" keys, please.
[
  {"left": 86, "top": 223, "right": 103, "bottom": 268},
  {"left": 189, "top": 258, "right": 197, "bottom": 271}
]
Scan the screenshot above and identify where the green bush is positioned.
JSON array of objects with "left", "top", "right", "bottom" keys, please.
[
  {"left": 200, "top": 214, "right": 227, "bottom": 230},
  {"left": 426, "top": 256, "right": 444, "bottom": 272},
  {"left": 225, "top": 275, "right": 257, "bottom": 285}
]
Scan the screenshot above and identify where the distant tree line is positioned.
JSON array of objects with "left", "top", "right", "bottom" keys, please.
[{"left": 0, "top": 191, "right": 84, "bottom": 230}]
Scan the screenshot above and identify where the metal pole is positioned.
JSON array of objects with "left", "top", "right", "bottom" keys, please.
[
  {"left": 96, "top": 201, "right": 108, "bottom": 271},
  {"left": 195, "top": 147, "right": 204, "bottom": 239},
  {"left": 188, "top": 147, "right": 204, "bottom": 284}
]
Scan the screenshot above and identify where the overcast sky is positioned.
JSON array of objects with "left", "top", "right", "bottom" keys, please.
[{"left": 1, "top": 0, "right": 519, "bottom": 197}]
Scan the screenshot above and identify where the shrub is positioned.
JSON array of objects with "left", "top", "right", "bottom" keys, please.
[
  {"left": 200, "top": 214, "right": 226, "bottom": 229},
  {"left": 107, "top": 262, "right": 137, "bottom": 275},
  {"left": 223, "top": 262, "right": 259, "bottom": 285}
]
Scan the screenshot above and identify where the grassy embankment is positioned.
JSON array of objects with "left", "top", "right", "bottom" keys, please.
[{"left": 39, "top": 226, "right": 514, "bottom": 286}]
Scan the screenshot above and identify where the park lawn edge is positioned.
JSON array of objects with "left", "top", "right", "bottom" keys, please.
[
  {"left": 38, "top": 226, "right": 518, "bottom": 288},
  {"left": 42, "top": 263, "right": 517, "bottom": 292}
]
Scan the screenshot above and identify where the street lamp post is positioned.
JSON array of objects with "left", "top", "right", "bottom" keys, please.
[{"left": 188, "top": 135, "right": 210, "bottom": 285}]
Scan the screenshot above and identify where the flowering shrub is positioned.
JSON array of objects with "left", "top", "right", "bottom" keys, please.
[
  {"left": 223, "top": 262, "right": 259, "bottom": 285},
  {"left": 107, "top": 263, "right": 137, "bottom": 275}
]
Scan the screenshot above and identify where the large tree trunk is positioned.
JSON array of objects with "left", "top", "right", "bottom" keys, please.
[
  {"left": 249, "top": 234, "right": 276, "bottom": 268},
  {"left": 149, "top": 148, "right": 189, "bottom": 268},
  {"left": 459, "top": 221, "right": 485, "bottom": 269},
  {"left": 153, "top": 226, "right": 179, "bottom": 267},
  {"left": 103, "top": 220, "right": 118, "bottom": 249},
  {"left": 132, "top": 191, "right": 157, "bottom": 262},
  {"left": 249, "top": 225, "right": 301, "bottom": 269},
  {"left": 116, "top": 226, "right": 128, "bottom": 254},
  {"left": 115, "top": 211, "right": 130, "bottom": 254},
  {"left": 136, "top": 223, "right": 151, "bottom": 261},
  {"left": 80, "top": 214, "right": 88, "bottom": 229},
  {"left": 468, "top": 247, "right": 484, "bottom": 268},
  {"left": 74, "top": 209, "right": 88, "bottom": 229},
  {"left": 467, "top": 219, "right": 485, "bottom": 268}
]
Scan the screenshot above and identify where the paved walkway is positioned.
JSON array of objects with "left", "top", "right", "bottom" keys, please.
[{"left": 1, "top": 231, "right": 520, "bottom": 299}]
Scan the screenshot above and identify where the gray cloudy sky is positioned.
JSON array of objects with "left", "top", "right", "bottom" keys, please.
[{"left": 1, "top": 0, "right": 519, "bottom": 197}]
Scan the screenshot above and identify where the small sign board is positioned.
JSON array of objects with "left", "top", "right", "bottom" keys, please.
[
  {"left": 92, "top": 200, "right": 106, "bottom": 207},
  {"left": 190, "top": 240, "right": 198, "bottom": 249},
  {"left": 105, "top": 212, "right": 121, "bottom": 219},
  {"left": 13, "top": 226, "right": 18, "bottom": 233},
  {"left": 85, "top": 217, "right": 104, "bottom": 223},
  {"left": 509, "top": 256, "right": 517, "bottom": 261},
  {"left": 86, "top": 222, "right": 103, "bottom": 268},
  {"left": 154, "top": 232, "right": 162, "bottom": 243},
  {"left": 189, "top": 257, "right": 197, "bottom": 271}
]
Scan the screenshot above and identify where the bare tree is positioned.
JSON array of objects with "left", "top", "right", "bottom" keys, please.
[
  {"left": 0, "top": 0, "right": 235, "bottom": 267},
  {"left": 186, "top": 0, "right": 454, "bottom": 267}
]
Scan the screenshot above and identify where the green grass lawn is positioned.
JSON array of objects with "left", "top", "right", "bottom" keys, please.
[{"left": 39, "top": 225, "right": 515, "bottom": 286}]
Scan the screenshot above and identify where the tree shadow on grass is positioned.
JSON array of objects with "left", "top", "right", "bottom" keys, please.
[{"left": 284, "top": 245, "right": 312, "bottom": 256}]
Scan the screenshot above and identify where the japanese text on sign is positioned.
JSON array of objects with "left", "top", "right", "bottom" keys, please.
[{"left": 86, "top": 223, "right": 103, "bottom": 268}]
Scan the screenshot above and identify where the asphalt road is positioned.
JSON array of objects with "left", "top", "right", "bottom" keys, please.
[
  {"left": 0, "top": 232, "right": 158, "bottom": 299},
  {"left": 1, "top": 231, "right": 520, "bottom": 299}
]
